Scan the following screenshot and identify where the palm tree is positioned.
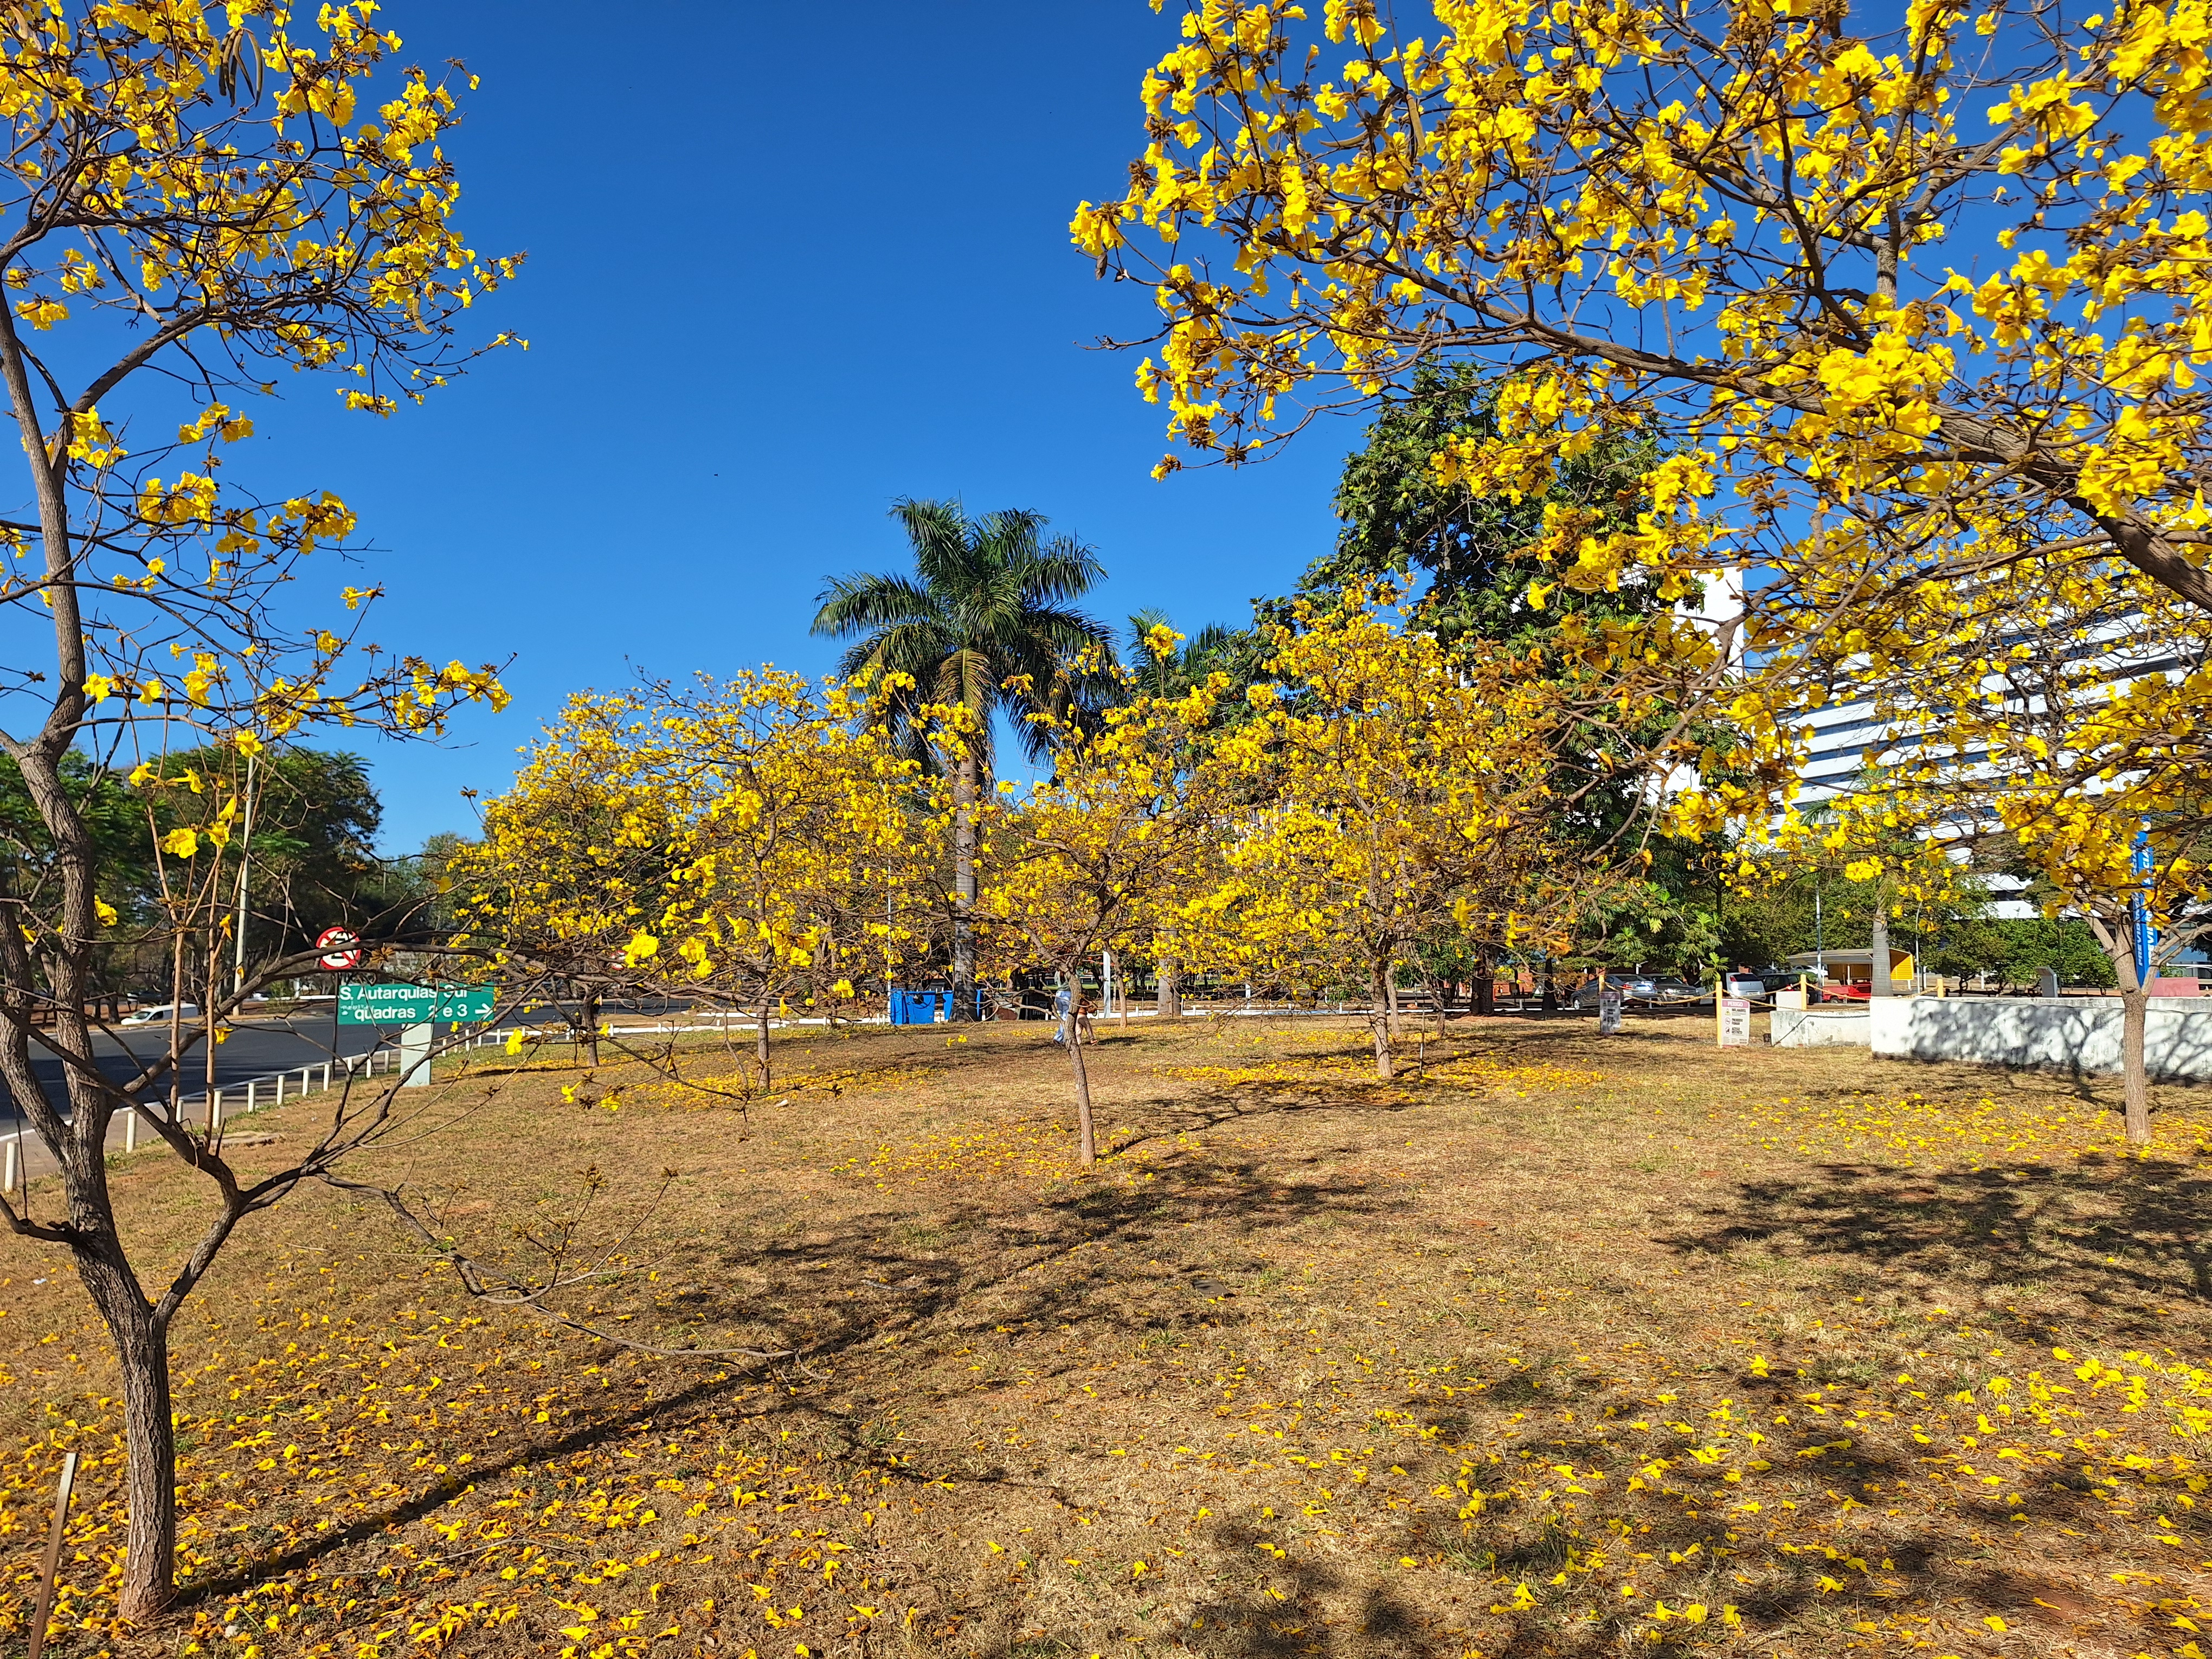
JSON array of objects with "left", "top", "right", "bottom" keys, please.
[
  {"left": 1123, "top": 608, "right": 1266, "bottom": 702},
  {"left": 813, "top": 499, "right": 1111, "bottom": 1019}
]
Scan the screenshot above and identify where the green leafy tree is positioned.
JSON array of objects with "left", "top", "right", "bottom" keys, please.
[
  {"left": 2, "top": 745, "right": 397, "bottom": 1000},
  {"left": 228, "top": 748, "right": 385, "bottom": 969},
  {"left": 812, "top": 499, "right": 1112, "bottom": 1018},
  {"left": 1297, "top": 366, "right": 1711, "bottom": 984},
  {"left": 1930, "top": 919, "right": 2118, "bottom": 992},
  {"left": 1305, "top": 364, "right": 1664, "bottom": 651}
]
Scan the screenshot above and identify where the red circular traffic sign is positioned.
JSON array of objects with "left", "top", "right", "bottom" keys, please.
[{"left": 316, "top": 926, "right": 362, "bottom": 970}]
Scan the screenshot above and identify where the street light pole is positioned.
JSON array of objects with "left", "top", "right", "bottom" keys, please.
[{"left": 231, "top": 751, "right": 258, "bottom": 999}]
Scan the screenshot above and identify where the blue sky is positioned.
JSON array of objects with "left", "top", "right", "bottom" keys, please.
[{"left": 298, "top": 0, "right": 1361, "bottom": 852}]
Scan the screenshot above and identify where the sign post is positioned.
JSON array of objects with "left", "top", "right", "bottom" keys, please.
[
  {"left": 316, "top": 928, "right": 361, "bottom": 1089},
  {"left": 396, "top": 1020, "right": 433, "bottom": 1089},
  {"left": 1597, "top": 984, "right": 1624, "bottom": 1036},
  {"left": 1719, "top": 995, "right": 1752, "bottom": 1048}
]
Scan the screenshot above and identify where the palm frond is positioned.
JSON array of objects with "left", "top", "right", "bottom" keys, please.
[
  {"left": 892, "top": 498, "right": 982, "bottom": 596},
  {"left": 812, "top": 571, "right": 942, "bottom": 639},
  {"left": 814, "top": 500, "right": 1110, "bottom": 783}
]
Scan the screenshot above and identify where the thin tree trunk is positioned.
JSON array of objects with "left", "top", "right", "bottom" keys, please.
[
  {"left": 950, "top": 746, "right": 977, "bottom": 1023},
  {"left": 2121, "top": 987, "right": 2151, "bottom": 1145},
  {"left": 1385, "top": 970, "right": 1403, "bottom": 1041},
  {"left": 1068, "top": 1001, "right": 1097, "bottom": 1167},
  {"left": 1156, "top": 960, "right": 1181, "bottom": 1021},
  {"left": 757, "top": 1000, "right": 773, "bottom": 1095},
  {"left": 1474, "top": 960, "right": 1495, "bottom": 1017},
  {"left": 78, "top": 1257, "right": 175, "bottom": 1622},
  {"left": 1, "top": 309, "right": 182, "bottom": 1618},
  {"left": 2086, "top": 915, "right": 2154, "bottom": 1146},
  {"left": 1870, "top": 906, "right": 1893, "bottom": 997},
  {"left": 581, "top": 989, "right": 600, "bottom": 1069},
  {"left": 1371, "top": 964, "right": 1395, "bottom": 1081}
]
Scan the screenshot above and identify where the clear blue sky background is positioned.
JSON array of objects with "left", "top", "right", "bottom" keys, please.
[{"left": 295, "top": 0, "right": 1362, "bottom": 853}]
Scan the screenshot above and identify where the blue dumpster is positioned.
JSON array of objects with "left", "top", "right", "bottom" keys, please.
[{"left": 889, "top": 989, "right": 988, "bottom": 1024}]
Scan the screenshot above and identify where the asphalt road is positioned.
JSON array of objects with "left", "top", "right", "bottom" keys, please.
[
  {"left": 7, "top": 995, "right": 702, "bottom": 1118},
  {"left": 12, "top": 1011, "right": 501, "bottom": 1117}
]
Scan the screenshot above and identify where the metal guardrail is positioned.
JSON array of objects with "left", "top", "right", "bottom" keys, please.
[{"left": 1, "top": 1025, "right": 528, "bottom": 1187}]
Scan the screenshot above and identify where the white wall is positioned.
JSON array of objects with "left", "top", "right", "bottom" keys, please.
[
  {"left": 1868, "top": 996, "right": 2212, "bottom": 1082},
  {"left": 1771, "top": 1008, "right": 1871, "bottom": 1047}
]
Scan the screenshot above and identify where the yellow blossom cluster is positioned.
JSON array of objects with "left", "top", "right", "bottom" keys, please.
[{"left": 1078, "top": 0, "right": 2212, "bottom": 1044}]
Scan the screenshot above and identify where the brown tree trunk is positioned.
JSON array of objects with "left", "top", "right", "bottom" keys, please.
[
  {"left": 76, "top": 1256, "right": 175, "bottom": 1622},
  {"left": 581, "top": 989, "right": 600, "bottom": 1069},
  {"left": 1155, "top": 961, "right": 1181, "bottom": 1021},
  {"left": 2122, "top": 986, "right": 2151, "bottom": 1146},
  {"left": 1068, "top": 1002, "right": 1097, "bottom": 1167},
  {"left": 1870, "top": 906, "right": 1893, "bottom": 998},
  {"left": 1370, "top": 964, "right": 1395, "bottom": 1081},
  {"left": 950, "top": 745, "right": 977, "bottom": 1023},
  {"left": 2087, "top": 915, "right": 2154, "bottom": 1147},
  {"left": 757, "top": 1001, "right": 773, "bottom": 1095},
  {"left": 1, "top": 266, "right": 173, "bottom": 1622},
  {"left": 1474, "top": 962, "right": 1495, "bottom": 1017}
]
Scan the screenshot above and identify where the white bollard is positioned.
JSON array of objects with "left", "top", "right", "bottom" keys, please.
[
  {"left": 320, "top": 1062, "right": 331, "bottom": 1090},
  {"left": 210, "top": 1090, "right": 222, "bottom": 1133},
  {"left": 3, "top": 1136, "right": 16, "bottom": 1193},
  {"left": 245, "top": 1078, "right": 257, "bottom": 1114},
  {"left": 123, "top": 1109, "right": 137, "bottom": 1154}
]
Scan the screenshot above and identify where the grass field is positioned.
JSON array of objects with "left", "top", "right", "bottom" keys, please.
[{"left": 2, "top": 1011, "right": 2209, "bottom": 1659}]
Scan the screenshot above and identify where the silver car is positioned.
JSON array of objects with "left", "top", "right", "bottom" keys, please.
[{"left": 1570, "top": 973, "right": 1660, "bottom": 1008}]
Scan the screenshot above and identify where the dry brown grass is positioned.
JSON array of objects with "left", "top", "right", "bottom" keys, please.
[{"left": 2, "top": 1011, "right": 2210, "bottom": 1659}]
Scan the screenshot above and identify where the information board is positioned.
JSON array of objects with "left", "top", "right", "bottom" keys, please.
[
  {"left": 1719, "top": 995, "right": 1753, "bottom": 1047},
  {"left": 337, "top": 983, "right": 496, "bottom": 1025}
]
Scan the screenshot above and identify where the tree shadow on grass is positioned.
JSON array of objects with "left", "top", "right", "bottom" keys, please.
[
  {"left": 1658, "top": 1153, "right": 2212, "bottom": 1343},
  {"left": 1096, "top": 1084, "right": 1433, "bottom": 1160},
  {"left": 182, "top": 1140, "right": 1409, "bottom": 1607}
]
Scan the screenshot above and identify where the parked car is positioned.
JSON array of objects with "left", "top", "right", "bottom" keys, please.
[
  {"left": 1651, "top": 979, "right": 1710, "bottom": 1003},
  {"left": 120, "top": 1002, "right": 198, "bottom": 1025},
  {"left": 1722, "top": 972, "right": 1771, "bottom": 999},
  {"left": 1570, "top": 973, "right": 1661, "bottom": 1009}
]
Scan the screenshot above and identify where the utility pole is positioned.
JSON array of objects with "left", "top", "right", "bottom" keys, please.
[{"left": 231, "top": 752, "right": 258, "bottom": 999}]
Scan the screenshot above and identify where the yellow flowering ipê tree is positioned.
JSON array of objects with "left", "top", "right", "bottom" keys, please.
[
  {"left": 983, "top": 675, "right": 1245, "bottom": 1166},
  {"left": 1079, "top": 0, "right": 2212, "bottom": 973},
  {"left": 1750, "top": 576, "right": 2212, "bottom": 1143},
  {"left": 456, "top": 672, "right": 943, "bottom": 1095},
  {"left": 1079, "top": 0, "right": 2212, "bottom": 609},
  {"left": 0, "top": 1, "right": 516, "bottom": 1620},
  {"left": 446, "top": 690, "right": 684, "bottom": 1064},
  {"left": 1212, "top": 600, "right": 1603, "bottom": 1079}
]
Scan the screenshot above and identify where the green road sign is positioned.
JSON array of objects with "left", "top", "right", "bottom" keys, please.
[{"left": 337, "top": 982, "right": 497, "bottom": 1025}]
